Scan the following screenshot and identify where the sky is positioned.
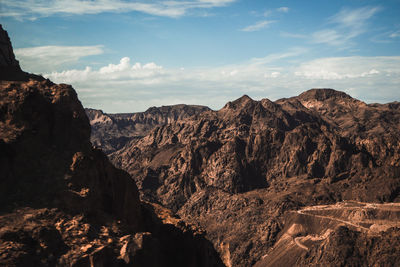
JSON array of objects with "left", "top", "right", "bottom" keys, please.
[{"left": 1, "top": 0, "right": 400, "bottom": 112}]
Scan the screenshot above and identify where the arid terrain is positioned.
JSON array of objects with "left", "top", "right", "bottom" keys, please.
[
  {"left": 1, "top": 22, "right": 400, "bottom": 267},
  {"left": 85, "top": 105, "right": 210, "bottom": 154},
  {"left": 0, "top": 25, "right": 223, "bottom": 267},
  {"left": 105, "top": 85, "right": 400, "bottom": 265}
]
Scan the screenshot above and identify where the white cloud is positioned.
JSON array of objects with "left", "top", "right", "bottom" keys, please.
[
  {"left": 38, "top": 53, "right": 400, "bottom": 112},
  {"left": 390, "top": 31, "right": 400, "bottom": 38},
  {"left": 250, "top": 47, "right": 308, "bottom": 65},
  {"left": 263, "top": 6, "right": 289, "bottom": 17},
  {"left": 311, "top": 6, "right": 381, "bottom": 47},
  {"left": 329, "top": 6, "right": 381, "bottom": 28},
  {"left": 240, "top": 20, "right": 275, "bottom": 32},
  {"left": 100, "top": 57, "right": 132, "bottom": 74},
  {"left": 0, "top": 0, "right": 236, "bottom": 19},
  {"left": 264, "top": 71, "right": 281, "bottom": 78},
  {"left": 14, "top": 45, "right": 104, "bottom": 73},
  {"left": 294, "top": 56, "right": 400, "bottom": 80},
  {"left": 277, "top": 7, "right": 289, "bottom": 13},
  {"left": 312, "top": 29, "right": 344, "bottom": 46},
  {"left": 49, "top": 56, "right": 164, "bottom": 83}
]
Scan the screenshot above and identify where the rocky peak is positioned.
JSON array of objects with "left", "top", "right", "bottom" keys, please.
[
  {"left": 298, "top": 88, "right": 353, "bottom": 101},
  {"left": 234, "top": 94, "right": 253, "bottom": 103},
  {"left": 222, "top": 94, "right": 254, "bottom": 110},
  {"left": 0, "top": 24, "right": 20, "bottom": 69},
  {"left": 86, "top": 104, "right": 210, "bottom": 154},
  {"left": 85, "top": 108, "right": 113, "bottom": 126},
  {"left": 0, "top": 24, "right": 42, "bottom": 81}
]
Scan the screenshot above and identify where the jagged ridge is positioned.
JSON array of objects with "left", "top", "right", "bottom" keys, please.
[
  {"left": 86, "top": 104, "right": 210, "bottom": 154},
  {"left": 110, "top": 89, "right": 400, "bottom": 266}
]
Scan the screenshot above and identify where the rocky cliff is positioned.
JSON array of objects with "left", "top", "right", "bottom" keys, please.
[
  {"left": 110, "top": 90, "right": 400, "bottom": 266},
  {"left": 86, "top": 104, "right": 210, "bottom": 154},
  {"left": 0, "top": 25, "right": 223, "bottom": 267},
  {"left": 0, "top": 25, "right": 42, "bottom": 81}
]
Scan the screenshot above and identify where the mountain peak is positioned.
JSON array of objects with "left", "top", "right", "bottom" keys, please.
[
  {"left": 235, "top": 94, "right": 253, "bottom": 103},
  {"left": 222, "top": 94, "right": 254, "bottom": 110},
  {"left": 0, "top": 24, "right": 44, "bottom": 81},
  {"left": 0, "top": 24, "right": 20, "bottom": 69},
  {"left": 298, "top": 88, "right": 353, "bottom": 101}
]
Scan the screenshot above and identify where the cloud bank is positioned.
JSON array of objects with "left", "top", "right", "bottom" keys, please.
[
  {"left": 15, "top": 45, "right": 104, "bottom": 73},
  {"left": 36, "top": 54, "right": 400, "bottom": 112},
  {"left": 0, "top": 0, "right": 236, "bottom": 19}
]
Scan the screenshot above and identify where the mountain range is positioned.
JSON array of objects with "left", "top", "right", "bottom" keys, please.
[
  {"left": 1, "top": 23, "right": 400, "bottom": 267},
  {"left": 103, "top": 88, "right": 400, "bottom": 266}
]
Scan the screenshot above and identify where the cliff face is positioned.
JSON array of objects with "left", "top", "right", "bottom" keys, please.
[
  {"left": 86, "top": 105, "right": 210, "bottom": 154},
  {"left": 110, "top": 90, "right": 400, "bottom": 266},
  {"left": 0, "top": 25, "right": 223, "bottom": 267},
  {"left": 0, "top": 79, "right": 143, "bottom": 228},
  {"left": 111, "top": 91, "right": 400, "bottom": 207}
]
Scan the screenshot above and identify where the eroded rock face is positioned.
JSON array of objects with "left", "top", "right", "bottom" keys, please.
[
  {"left": 0, "top": 25, "right": 223, "bottom": 267},
  {"left": 110, "top": 90, "right": 400, "bottom": 266},
  {"left": 111, "top": 91, "right": 400, "bottom": 207},
  {"left": 86, "top": 105, "right": 210, "bottom": 154},
  {"left": 0, "top": 79, "right": 142, "bottom": 229}
]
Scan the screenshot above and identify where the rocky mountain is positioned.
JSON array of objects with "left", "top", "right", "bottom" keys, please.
[
  {"left": 0, "top": 25, "right": 42, "bottom": 81},
  {"left": 86, "top": 105, "right": 210, "bottom": 154},
  {"left": 110, "top": 90, "right": 400, "bottom": 266},
  {"left": 0, "top": 25, "right": 223, "bottom": 267}
]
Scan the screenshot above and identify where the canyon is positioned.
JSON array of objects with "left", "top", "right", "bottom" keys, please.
[
  {"left": 1, "top": 22, "right": 400, "bottom": 266},
  {"left": 103, "top": 87, "right": 400, "bottom": 266}
]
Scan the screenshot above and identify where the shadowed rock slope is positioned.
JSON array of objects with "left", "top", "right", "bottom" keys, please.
[
  {"left": 0, "top": 25, "right": 223, "bottom": 267},
  {"left": 86, "top": 105, "right": 210, "bottom": 154},
  {"left": 110, "top": 90, "right": 400, "bottom": 266}
]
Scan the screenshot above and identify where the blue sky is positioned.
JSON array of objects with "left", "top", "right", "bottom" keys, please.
[{"left": 1, "top": 0, "right": 400, "bottom": 112}]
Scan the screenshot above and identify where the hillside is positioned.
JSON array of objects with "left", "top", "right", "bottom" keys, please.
[{"left": 110, "top": 90, "right": 400, "bottom": 266}]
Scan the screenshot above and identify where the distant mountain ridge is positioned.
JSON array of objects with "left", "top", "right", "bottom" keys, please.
[
  {"left": 85, "top": 104, "right": 210, "bottom": 154},
  {"left": 108, "top": 88, "right": 400, "bottom": 266}
]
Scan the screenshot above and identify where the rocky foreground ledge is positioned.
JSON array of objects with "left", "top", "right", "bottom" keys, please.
[{"left": 0, "top": 25, "right": 223, "bottom": 267}]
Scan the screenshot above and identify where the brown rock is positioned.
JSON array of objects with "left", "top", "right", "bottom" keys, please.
[
  {"left": 0, "top": 25, "right": 224, "bottom": 267},
  {"left": 109, "top": 89, "right": 400, "bottom": 266},
  {"left": 85, "top": 104, "right": 210, "bottom": 154}
]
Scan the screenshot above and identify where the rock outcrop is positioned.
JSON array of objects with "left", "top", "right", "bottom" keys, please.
[
  {"left": 0, "top": 25, "right": 42, "bottom": 81},
  {"left": 0, "top": 25, "right": 223, "bottom": 267},
  {"left": 86, "top": 105, "right": 210, "bottom": 154},
  {"left": 0, "top": 25, "right": 20, "bottom": 69},
  {"left": 110, "top": 90, "right": 400, "bottom": 266}
]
